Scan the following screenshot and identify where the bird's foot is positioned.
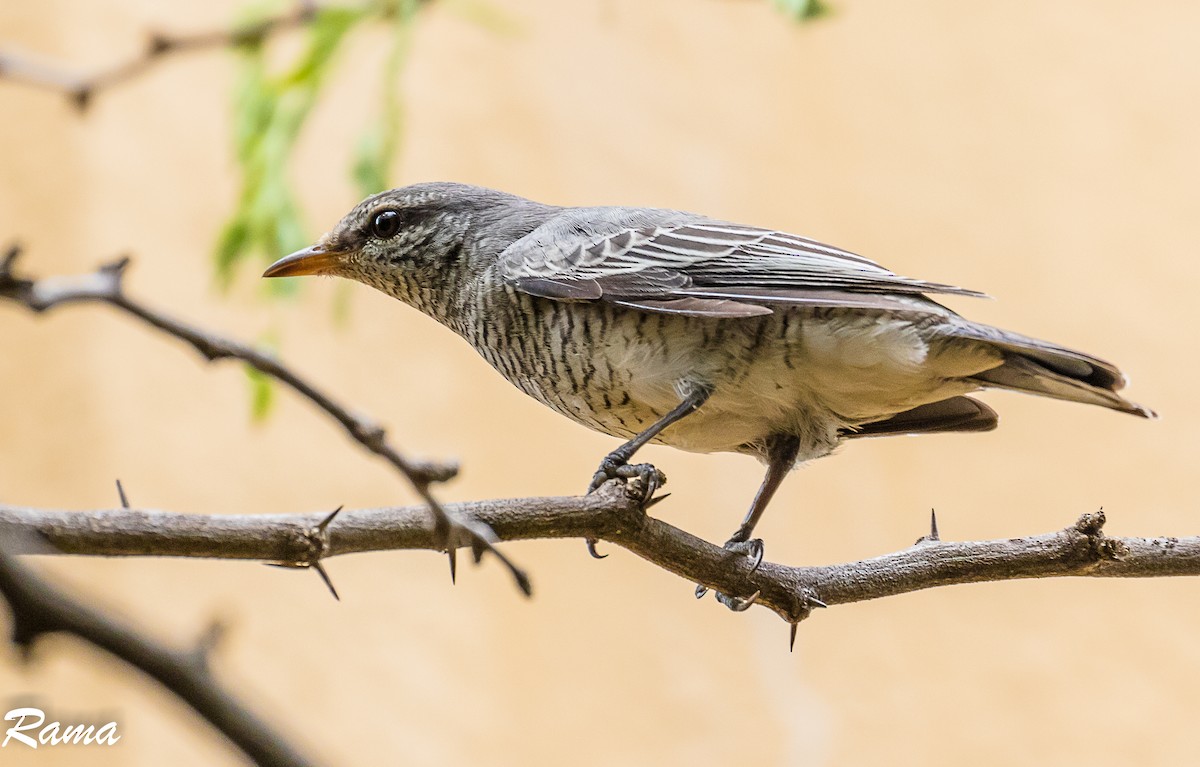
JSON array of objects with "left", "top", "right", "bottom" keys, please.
[
  {"left": 722, "top": 535, "right": 765, "bottom": 573},
  {"left": 694, "top": 535, "right": 766, "bottom": 607},
  {"left": 586, "top": 454, "right": 666, "bottom": 506},
  {"left": 584, "top": 454, "right": 666, "bottom": 559}
]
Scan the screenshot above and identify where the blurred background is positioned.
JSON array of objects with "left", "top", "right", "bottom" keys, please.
[{"left": 1, "top": 0, "right": 1197, "bottom": 764}]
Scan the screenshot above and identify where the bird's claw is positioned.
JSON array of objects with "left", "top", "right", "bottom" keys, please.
[
  {"left": 723, "top": 536, "right": 765, "bottom": 574},
  {"left": 586, "top": 457, "right": 665, "bottom": 507},
  {"left": 586, "top": 454, "right": 624, "bottom": 494},
  {"left": 696, "top": 584, "right": 764, "bottom": 612},
  {"left": 694, "top": 536, "right": 766, "bottom": 607},
  {"left": 584, "top": 537, "right": 607, "bottom": 559},
  {"left": 583, "top": 458, "right": 665, "bottom": 559},
  {"left": 716, "top": 589, "right": 760, "bottom": 612}
]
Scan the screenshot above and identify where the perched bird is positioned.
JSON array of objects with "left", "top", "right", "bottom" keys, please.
[{"left": 264, "top": 182, "right": 1152, "bottom": 575}]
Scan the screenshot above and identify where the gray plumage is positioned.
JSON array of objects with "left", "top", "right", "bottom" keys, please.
[{"left": 265, "top": 181, "right": 1152, "bottom": 550}]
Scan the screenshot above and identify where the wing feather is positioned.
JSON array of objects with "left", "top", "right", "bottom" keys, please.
[
  {"left": 500, "top": 208, "right": 984, "bottom": 318},
  {"left": 609, "top": 297, "right": 774, "bottom": 318}
]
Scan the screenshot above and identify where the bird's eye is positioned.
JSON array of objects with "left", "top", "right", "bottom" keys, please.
[{"left": 371, "top": 210, "right": 402, "bottom": 239}]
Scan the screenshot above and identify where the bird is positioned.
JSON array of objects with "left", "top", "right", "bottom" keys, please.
[{"left": 263, "top": 181, "right": 1152, "bottom": 582}]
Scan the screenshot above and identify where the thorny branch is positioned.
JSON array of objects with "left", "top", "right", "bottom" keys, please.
[
  {"left": 5, "top": 247, "right": 1200, "bottom": 633},
  {"left": 0, "top": 245, "right": 530, "bottom": 595},
  {"left": 3, "top": 491, "right": 1200, "bottom": 639},
  {"left": 0, "top": 532, "right": 321, "bottom": 767},
  {"left": 0, "top": 1, "right": 319, "bottom": 111}
]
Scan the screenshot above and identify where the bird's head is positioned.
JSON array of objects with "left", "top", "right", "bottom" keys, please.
[{"left": 263, "top": 182, "right": 547, "bottom": 320}]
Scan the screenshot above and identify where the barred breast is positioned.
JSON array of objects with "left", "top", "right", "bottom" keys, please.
[{"left": 454, "top": 283, "right": 1001, "bottom": 463}]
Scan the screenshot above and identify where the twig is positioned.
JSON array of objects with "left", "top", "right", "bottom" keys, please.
[
  {"left": 0, "top": 247, "right": 452, "bottom": 483},
  {"left": 0, "top": 1, "right": 319, "bottom": 111},
  {"left": 0, "top": 245, "right": 529, "bottom": 595},
  {"left": 3, "top": 489, "right": 1199, "bottom": 630},
  {"left": 0, "top": 532, "right": 321, "bottom": 767}
]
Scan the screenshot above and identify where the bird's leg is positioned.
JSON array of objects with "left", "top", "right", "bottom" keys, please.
[
  {"left": 583, "top": 385, "right": 710, "bottom": 559},
  {"left": 586, "top": 384, "right": 711, "bottom": 502},
  {"left": 724, "top": 434, "right": 801, "bottom": 569},
  {"left": 697, "top": 434, "right": 800, "bottom": 602}
]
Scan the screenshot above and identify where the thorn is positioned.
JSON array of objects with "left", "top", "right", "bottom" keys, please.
[
  {"left": 694, "top": 584, "right": 708, "bottom": 599},
  {"left": 585, "top": 538, "right": 607, "bottom": 559},
  {"left": 70, "top": 85, "right": 92, "bottom": 112},
  {"left": 263, "top": 552, "right": 340, "bottom": 600},
  {"left": 147, "top": 33, "right": 174, "bottom": 56},
  {"left": 413, "top": 489, "right": 527, "bottom": 596},
  {"left": 643, "top": 492, "right": 671, "bottom": 509},
  {"left": 513, "top": 569, "right": 533, "bottom": 598},
  {"left": 1, "top": 243, "right": 20, "bottom": 275},
  {"left": 312, "top": 561, "right": 339, "bottom": 601},
  {"left": 316, "top": 505, "right": 342, "bottom": 533},
  {"left": 16, "top": 636, "right": 37, "bottom": 665},
  {"left": 916, "top": 508, "right": 941, "bottom": 545},
  {"left": 789, "top": 622, "right": 798, "bottom": 652},
  {"left": 101, "top": 255, "right": 131, "bottom": 276},
  {"left": 192, "top": 619, "right": 227, "bottom": 667},
  {"left": 808, "top": 596, "right": 827, "bottom": 609},
  {"left": 470, "top": 535, "right": 489, "bottom": 564},
  {"left": 115, "top": 479, "right": 130, "bottom": 509}
]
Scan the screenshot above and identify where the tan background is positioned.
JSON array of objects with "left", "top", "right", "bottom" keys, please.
[{"left": 1, "top": 0, "right": 1197, "bottom": 764}]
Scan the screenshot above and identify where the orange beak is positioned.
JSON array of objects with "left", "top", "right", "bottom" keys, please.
[{"left": 262, "top": 244, "right": 347, "bottom": 278}]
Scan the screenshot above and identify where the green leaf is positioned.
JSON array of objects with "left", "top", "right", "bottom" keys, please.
[
  {"left": 283, "top": 7, "right": 365, "bottom": 86},
  {"left": 216, "top": 2, "right": 376, "bottom": 290},
  {"left": 442, "top": 0, "right": 522, "bottom": 37},
  {"left": 244, "top": 329, "right": 282, "bottom": 422},
  {"left": 245, "top": 364, "right": 275, "bottom": 422},
  {"left": 351, "top": 0, "right": 418, "bottom": 198},
  {"left": 773, "top": 0, "right": 830, "bottom": 21},
  {"left": 352, "top": 125, "right": 391, "bottom": 196},
  {"left": 214, "top": 214, "right": 251, "bottom": 289}
]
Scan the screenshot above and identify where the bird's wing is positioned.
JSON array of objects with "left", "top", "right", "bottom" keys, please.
[{"left": 499, "top": 207, "right": 983, "bottom": 318}]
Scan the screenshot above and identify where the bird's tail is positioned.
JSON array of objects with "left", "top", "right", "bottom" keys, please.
[{"left": 949, "top": 322, "right": 1156, "bottom": 419}]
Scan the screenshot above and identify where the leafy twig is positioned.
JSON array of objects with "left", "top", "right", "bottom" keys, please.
[
  {"left": 0, "top": 2, "right": 427, "bottom": 287},
  {"left": 0, "top": 2, "right": 320, "bottom": 111}
]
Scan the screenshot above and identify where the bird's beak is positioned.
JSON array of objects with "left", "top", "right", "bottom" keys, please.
[{"left": 262, "top": 244, "right": 347, "bottom": 278}]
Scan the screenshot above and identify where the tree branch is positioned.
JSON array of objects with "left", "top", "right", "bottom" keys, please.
[
  {"left": 0, "top": 245, "right": 530, "bottom": 595},
  {"left": 5, "top": 249, "right": 1199, "bottom": 633},
  {"left": 4, "top": 490, "right": 1199, "bottom": 631},
  {"left": 0, "top": 532, "right": 321, "bottom": 767},
  {"left": 0, "top": 1, "right": 319, "bottom": 111}
]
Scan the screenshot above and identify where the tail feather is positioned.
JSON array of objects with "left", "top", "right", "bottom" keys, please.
[
  {"left": 968, "top": 343, "right": 1155, "bottom": 419},
  {"left": 950, "top": 322, "right": 1129, "bottom": 391},
  {"left": 846, "top": 396, "right": 999, "bottom": 439}
]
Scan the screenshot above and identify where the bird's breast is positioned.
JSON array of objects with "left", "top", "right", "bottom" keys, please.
[{"left": 458, "top": 288, "right": 994, "bottom": 459}]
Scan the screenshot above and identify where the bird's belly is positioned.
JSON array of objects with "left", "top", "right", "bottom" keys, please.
[{"left": 473, "top": 298, "right": 996, "bottom": 458}]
